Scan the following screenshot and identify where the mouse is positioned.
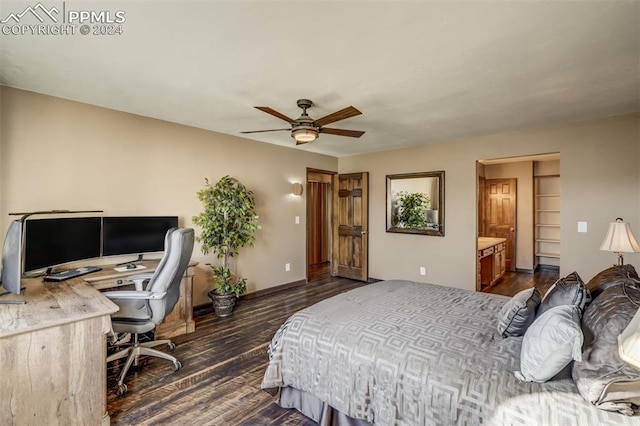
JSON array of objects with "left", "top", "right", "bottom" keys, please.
[{"left": 126, "top": 263, "right": 136, "bottom": 270}]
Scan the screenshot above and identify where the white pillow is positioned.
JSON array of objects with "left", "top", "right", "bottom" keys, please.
[{"left": 515, "top": 305, "right": 583, "bottom": 383}]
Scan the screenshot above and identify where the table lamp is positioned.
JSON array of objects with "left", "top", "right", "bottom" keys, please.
[{"left": 599, "top": 218, "right": 640, "bottom": 265}]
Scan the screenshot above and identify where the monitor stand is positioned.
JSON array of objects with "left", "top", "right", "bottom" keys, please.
[
  {"left": 0, "top": 285, "right": 26, "bottom": 304},
  {"left": 116, "top": 254, "right": 149, "bottom": 267}
]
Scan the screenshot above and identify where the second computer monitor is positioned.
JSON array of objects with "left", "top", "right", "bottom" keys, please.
[{"left": 102, "top": 216, "right": 178, "bottom": 257}]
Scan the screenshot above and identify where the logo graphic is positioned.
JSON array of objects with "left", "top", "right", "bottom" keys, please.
[
  {"left": 1, "top": 2, "right": 59, "bottom": 24},
  {"left": 1, "top": 2, "right": 126, "bottom": 36}
]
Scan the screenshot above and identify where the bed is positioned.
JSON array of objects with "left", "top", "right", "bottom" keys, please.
[{"left": 261, "top": 273, "right": 640, "bottom": 425}]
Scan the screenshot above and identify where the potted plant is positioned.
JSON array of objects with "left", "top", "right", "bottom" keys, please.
[
  {"left": 393, "top": 191, "right": 431, "bottom": 229},
  {"left": 193, "top": 175, "right": 259, "bottom": 317}
]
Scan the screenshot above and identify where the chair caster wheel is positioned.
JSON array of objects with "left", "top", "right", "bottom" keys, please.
[
  {"left": 173, "top": 361, "right": 182, "bottom": 371},
  {"left": 117, "top": 384, "right": 128, "bottom": 396},
  {"left": 167, "top": 342, "right": 176, "bottom": 351}
]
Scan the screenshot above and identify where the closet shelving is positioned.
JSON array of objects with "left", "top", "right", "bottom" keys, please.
[{"left": 534, "top": 174, "right": 560, "bottom": 266}]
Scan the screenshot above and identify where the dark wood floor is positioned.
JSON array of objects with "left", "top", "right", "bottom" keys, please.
[
  {"left": 107, "top": 277, "right": 367, "bottom": 425},
  {"left": 482, "top": 268, "right": 559, "bottom": 297},
  {"left": 107, "top": 270, "right": 556, "bottom": 425}
]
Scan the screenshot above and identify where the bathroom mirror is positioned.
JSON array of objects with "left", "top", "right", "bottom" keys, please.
[{"left": 386, "top": 171, "right": 444, "bottom": 236}]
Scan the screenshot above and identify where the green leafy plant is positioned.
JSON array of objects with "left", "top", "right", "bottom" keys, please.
[
  {"left": 393, "top": 191, "right": 431, "bottom": 229},
  {"left": 193, "top": 176, "right": 259, "bottom": 297},
  {"left": 209, "top": 265, "right": 246, "bottom": 297}
]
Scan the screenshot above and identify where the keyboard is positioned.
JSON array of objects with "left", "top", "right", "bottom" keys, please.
[{"left": 43, "top": 266, "right": 102, "bottom": 282}]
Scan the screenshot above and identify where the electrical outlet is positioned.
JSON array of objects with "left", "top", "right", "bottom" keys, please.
[
  {"left": 419, "top": 266, "right": 426, "bottom": 276},
  {"left": 577, "top": 221, "right": 587, "bottom": 233},
  {"left": 285, "top": 263, "right": 290, "bottom": 272}
]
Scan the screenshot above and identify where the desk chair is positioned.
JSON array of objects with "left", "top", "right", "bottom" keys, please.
[{"left": 105, "top": 227, "right": 194, "bottom": 395}]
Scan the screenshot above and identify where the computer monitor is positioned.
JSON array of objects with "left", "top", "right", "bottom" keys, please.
[
  {"left": 102, "top": 216, "right": 178, "bottom": 260},
  {"left": 1, "top": 221, "right": 23, "bottom": 294},
  {"left": 23, "top": 217, "right": 102, "bottom": 274}
]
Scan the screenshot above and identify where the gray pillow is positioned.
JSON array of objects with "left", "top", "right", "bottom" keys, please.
[
  {"left": 537, "top": 271, "right": 590, "bottom": 317},
  {"left": 586, "top": 264, "right": 639, "bottom": 300},
  {"left": 497, "top": 287, "right": 541, "bottom": 337},
  {"left": 515, "top": 305, "right": 583, "bottom": 383},
  {"left": 572, "top": 284, "right": 640, "bottom": 415}
]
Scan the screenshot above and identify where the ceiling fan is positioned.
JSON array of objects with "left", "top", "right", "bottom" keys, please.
[{"left": 240, "top": 99, "right": 365, "bottom": 145}]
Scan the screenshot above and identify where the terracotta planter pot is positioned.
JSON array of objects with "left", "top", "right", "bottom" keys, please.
[{"left": 209, "top": 291, "right": 236, "bottom": 317}]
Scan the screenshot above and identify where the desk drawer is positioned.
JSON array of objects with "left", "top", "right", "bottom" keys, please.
[{"left": 482, "top": 247, "right": 494, "bottom": 257}]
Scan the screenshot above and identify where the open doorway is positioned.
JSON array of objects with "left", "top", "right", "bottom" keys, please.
[
  {"left": 306, "top": 169, "right": 335, "bottom": 282},
  {"left": 477, "top": 153, "right": 560, "bottom": 295}
]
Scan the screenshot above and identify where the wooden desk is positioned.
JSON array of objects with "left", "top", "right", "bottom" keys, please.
[
  {"left": 83, "top": 260, "right": 197, "bottom": 339},
  {"left": 0, "top": 277, "right": 118, "bottom": 425}
]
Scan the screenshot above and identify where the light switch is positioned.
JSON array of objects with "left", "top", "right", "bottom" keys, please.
[
  {"left": 295, "top": 216, "right": 300, "bottom": 224},
  {"left": 577, "top": 221, "right": 587, "bottom": 233}
]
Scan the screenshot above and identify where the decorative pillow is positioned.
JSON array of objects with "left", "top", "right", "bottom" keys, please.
[
  {"left": 497, "top": 287, "right": 541, "bottom": 337},
  {"left": 585, "top": 264, "right": 639, "bottom": 300},
  {"left": 515, "top": 305, "right": 583, "bottom": 383},
  {"left": 537, "top": 271, "right": 590, "bottom": 317},
  {"left": 572, "top": 284, "right": 640, "bottom": 415}
]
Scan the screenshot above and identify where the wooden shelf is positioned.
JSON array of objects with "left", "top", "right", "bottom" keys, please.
[
  {"left": 535, "top": 171, "right": 560, "bottom": 264},
  {"left": 536, "top": 252, "right": 560, "bottom": 258}
]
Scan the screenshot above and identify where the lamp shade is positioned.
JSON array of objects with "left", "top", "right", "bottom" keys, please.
[{"left": 599, "top": 219, "right": 640, "bottom": 253}]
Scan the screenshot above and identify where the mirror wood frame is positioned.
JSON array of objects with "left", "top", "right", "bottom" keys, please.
[{"left": 386, "top": 171, "right": 445, "bottom": 236}]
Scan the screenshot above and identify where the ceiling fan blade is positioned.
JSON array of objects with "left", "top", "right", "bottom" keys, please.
[
  {"left": 240, "top": 128, "right": 290, "bottom": 134},
  {"left": 296, "top": 140, "right": 309, "bottom": 146},
  {"left": 320, "top": 127, "right": 365, "bottom": 138},
  {"left": 254, "top": 106, "right": 296, "bottom": 123},
  {"left": 314, "top": 106, "right": 362, "bottom": 127}
]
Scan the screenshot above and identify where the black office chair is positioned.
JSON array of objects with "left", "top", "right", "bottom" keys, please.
[{"left": 105, "top": 227, "right": 194, "bottom": 395}]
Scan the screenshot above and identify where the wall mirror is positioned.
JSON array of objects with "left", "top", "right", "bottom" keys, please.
[{"left": 386, "top": 171, "right": 445, "bottom": 236}]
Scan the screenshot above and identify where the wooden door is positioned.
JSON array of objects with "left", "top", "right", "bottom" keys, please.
[
  {"left": 484, "top": 178, "right": 516, "bottom": 271},
  {"left": 332, "top": 172, "right": 368, "bottom": 281}
]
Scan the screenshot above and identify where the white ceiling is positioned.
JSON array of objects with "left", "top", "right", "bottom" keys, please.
[{"left": 1, "top": 1, "right": 638, "bottom": 157}]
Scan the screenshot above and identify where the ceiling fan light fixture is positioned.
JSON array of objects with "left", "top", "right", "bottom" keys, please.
[
  {"left": 243, "top": 99, "right": 364, "bottom": 145},
  {"left": 291, "top": 125, "right": 319, "bottom": 143}
]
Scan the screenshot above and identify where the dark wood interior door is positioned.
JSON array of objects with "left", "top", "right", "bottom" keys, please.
[
  {"left": 332, "top": 172, "right": 368, "bottom": 281},
  {"left": 484, "top": 178, "right": 516, "bottom": 271}
]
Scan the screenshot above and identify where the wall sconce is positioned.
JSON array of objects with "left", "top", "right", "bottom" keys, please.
[
  {"left": 291, "top": 183, "right": 304, "bottom": 196},
  {"left": 599, "top": 218, "right": 640, "bottom": 265}
]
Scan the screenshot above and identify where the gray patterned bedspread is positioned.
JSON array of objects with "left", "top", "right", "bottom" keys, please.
[{"left": 261, "top": 280, "right": 638, "bottom": 425}]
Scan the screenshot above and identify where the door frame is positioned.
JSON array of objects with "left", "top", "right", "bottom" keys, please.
[{"left": 305, "top": 168, "right": 336, "bottom": 283}]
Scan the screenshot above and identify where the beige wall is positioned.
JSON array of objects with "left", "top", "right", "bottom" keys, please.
[
  {"left": 484, "top": 161, "right": 534, "bottom": 271},
  {"left": 2, "top": 87, "right": 639, "bottom": 300},
  {"left": 340, "top": 113, "right": 640, "bottom": 289},
  {"left": 0, "top": 87, "right": 338, "bottom": 305}
]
